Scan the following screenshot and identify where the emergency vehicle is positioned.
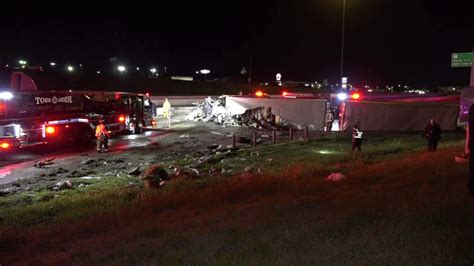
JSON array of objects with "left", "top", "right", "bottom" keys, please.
[{"left": 0, "top": 71, "right": 155, "bottom": 151}]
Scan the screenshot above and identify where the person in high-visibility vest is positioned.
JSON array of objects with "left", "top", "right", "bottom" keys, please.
[
  {"left": 162, "top": 98, "right": 171, "bottom": 129},
  {"left": 352, "top": 125, "right": 363, "bottom": 152},
  {"left": 95, "top": 120, "right": 111, "bottom": 152}
]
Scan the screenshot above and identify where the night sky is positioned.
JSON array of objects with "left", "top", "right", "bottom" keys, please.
[{"left": 0, "top": 0, "right": 473, "bottom": 87}]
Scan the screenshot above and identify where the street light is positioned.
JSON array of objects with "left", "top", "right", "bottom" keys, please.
[
  {"left": 18, "top": 60, "right": 27, "bottom": 66},
  {"left": 50, "top": 62, "right": 56, "bottom": 66},
  {"left": 117, "top": 65, "right": 126, "bottom": 73},
  {"left": 150, "top": 68, "right": 157, "bottom": 74},
  {"left": 67, "top": 65, "right": 74, "bottom": 72}
]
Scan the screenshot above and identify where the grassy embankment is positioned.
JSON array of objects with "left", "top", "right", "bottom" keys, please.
[{"left": 1, "top": 132, "right": 473, "bottom": 264}]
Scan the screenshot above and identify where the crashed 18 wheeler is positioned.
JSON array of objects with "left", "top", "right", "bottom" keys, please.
[{"left": 0, "top": 71, "right": 155, "bottom": 151}]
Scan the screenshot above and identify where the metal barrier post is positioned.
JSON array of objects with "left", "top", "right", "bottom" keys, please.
[{"left": 253, "top": 132, "right": 257, "bottom": 148}]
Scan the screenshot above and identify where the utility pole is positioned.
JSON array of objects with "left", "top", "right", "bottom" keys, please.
[
  {"left": 340, "top": 0, "right": 346, "bottom": 89},
  {"left": 248, "top": 55, "right": 252, "bottom": 84}
]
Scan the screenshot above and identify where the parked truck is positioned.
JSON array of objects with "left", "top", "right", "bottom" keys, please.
[{"left": 0, "top": 71, "right": 155, "bottom": 151}]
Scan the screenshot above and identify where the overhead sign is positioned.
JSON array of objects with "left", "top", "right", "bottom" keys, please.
[
  {"left": 341, "top": 77, "right": 348, "bottom": 89},
  {"left": 451, "top": 52, "right": 473, "bottom": 67}
]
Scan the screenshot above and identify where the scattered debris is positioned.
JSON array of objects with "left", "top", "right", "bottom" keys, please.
[
  {"left": 33, "top": 158, "right": 56, "bottom": 168},
  {"left": 250, "top": 151, "right": 260, "bottom": 157},
  {"left": 141, "top": 164, "right": 169, "bottom": 189},
  {"left": 326, "top": 172, "right": 347, "bottom": 182},
  {"left": 52, "top": 179, "right": 73, "bottom": 190},
  {"left": 244, "top": 166, "right": 261, "bottom": 174},
  {"left": 207, "top": 144, "right": 219, "bottom": 150},
  {"left": 80, "top": 176, "right": 101, "bottom": 180},
  {"left": 128, "top": 167, "right": 142, "bottom": 176}
]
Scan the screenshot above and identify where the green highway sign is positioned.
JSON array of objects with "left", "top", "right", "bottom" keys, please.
[{"left": 451, "top": 52, "right": 473, "bottom": 67}]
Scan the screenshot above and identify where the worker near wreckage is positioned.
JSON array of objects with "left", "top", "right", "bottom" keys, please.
[
  {"left": 352, "top": 125, "right": 363, "bottom": 152},
  {"left": 424, "top": 118, "right": 442, "bottom": 152},
  {"left": 163, "top": 98, "right": 171, "bottom": 129},
  {"left": 95, "top": 119, "right": 110, "bottom": 153}
]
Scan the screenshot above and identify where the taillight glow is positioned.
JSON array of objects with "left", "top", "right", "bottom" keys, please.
[
  {"left": 1, "top": 142, "right": 10, "bottom": 149},
  {"left": 255, "top": 91, "right": 264, "bottom": 97},
  {"left": 119, "top": 116, "right": 126, "bottom": 122},
  {"left": 45, "top": 126, "right": 56, "bottom": 134},
  {"left": 151, "top": 120, "right": 157, "bottom": 125},
  {"left": 282, "top": 91, "right": 289, "bottom": 97},
  {"left": 350, "top": 93, "right": 361, "bottom": 100}
]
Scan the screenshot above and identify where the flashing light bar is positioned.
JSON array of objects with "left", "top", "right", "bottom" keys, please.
[
  {"left": 45, "top": 126, "right": 56, "bottom": 134},
  {"left": 1, "top": 142, "right": 10, "bottom": 149},
  {"left": 0, "top": 92, "right": 13, "bottom": 100}
]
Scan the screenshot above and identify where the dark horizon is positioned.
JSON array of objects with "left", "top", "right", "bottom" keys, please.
[{"left": 0, "top": 0, "right": 473, "bottom": 87}]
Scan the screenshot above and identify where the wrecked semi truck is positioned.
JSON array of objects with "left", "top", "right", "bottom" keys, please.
[
  {"left": 339, "top": 100, "right": 459, "bottom": 131},
  {"left": 0, "top": 71, "right": 154, "bottom": 151}
]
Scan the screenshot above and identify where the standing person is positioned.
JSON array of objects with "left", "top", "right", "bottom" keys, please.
[
  {"left": 352, "top": 125, "right": 363, "bottom": 152},
  {"left": 162, "top": 98, "right": 171, "bottom": 129},
  {"left": 95, "top": 120, "right": 110, "bottom": 153},
  {"left": 325, "top": 110, "right": 334, "bottom": 132},
  {"left": 425, "top": 118, "right": 442, "bottom": 151}
]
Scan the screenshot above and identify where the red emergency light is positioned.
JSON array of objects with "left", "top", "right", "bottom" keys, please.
[
  {"left": 1, "top": 142, "right": 10, "bottom": 149},
  {"left": 255, "top": 91, "right": 264, "bottom": 97},
  {"left": 350, "top": 92, "right": 361, "bottom": 100},
  {"left": 145, "top": 93, "right": 150, "bottom": 97},
  {"left": 45, "top": 126, "right": 56, "bottom": 135},
  {"left": 118, "top": 116, "right": 126, "bottom": 123}
]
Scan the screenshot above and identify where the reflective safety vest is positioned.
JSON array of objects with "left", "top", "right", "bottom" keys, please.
[
  {"left": 353, "top": 129, "right": 363, "bottom": 139},
  {"left": 95, "top": 124, "right": 108, "bottom": 138}
]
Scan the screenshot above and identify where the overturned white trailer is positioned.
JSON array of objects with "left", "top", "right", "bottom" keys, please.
[
  {"left": 340, "top": 100, "right": 459, "bottom": 131},
  {"left": 226, "top": 96, "right": 328, "bottom": 131}
]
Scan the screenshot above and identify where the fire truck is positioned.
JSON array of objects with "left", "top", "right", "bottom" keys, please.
[{"left": 0, "top": 71, "right": 155, "bottom": 151}]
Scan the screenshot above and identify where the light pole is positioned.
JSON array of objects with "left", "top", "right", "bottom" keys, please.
[{"left": 340, "top": 0, "right": 346, "bottom": 89}]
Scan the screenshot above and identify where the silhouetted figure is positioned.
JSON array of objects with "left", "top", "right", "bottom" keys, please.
[{"left": 424, "top": 118, "right": 442, "bottom": 151}]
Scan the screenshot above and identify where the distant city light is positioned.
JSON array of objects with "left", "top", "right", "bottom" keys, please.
[
  {"left": 50, "top": 62, "right": 56, "bottom": 66},
  {"left": 97, "top": 71, "right": 101, "bottom": 74},
  {"left": 67, "top": 66, "right": 74, "bottom": 72},
  {"left": 150, "top": 68, "right": 157, "bottom": 74},
  {"left": 195, "top": 71, "right": 199, "bottom": 74},
  {"left": 136, "top": 67, "right": 140, "bottom": 70},
  {"left": 117, "top": 65, "right": 126, "bottom": 72},
  {"left": 276, "top": 73, "right": 282, "bottom": 81},
  {"left": 200, "top": 69, "right": 211, "bottom": 75},
  {"left": 18, "top": 60, "right": 27, "bottom": 65}
]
